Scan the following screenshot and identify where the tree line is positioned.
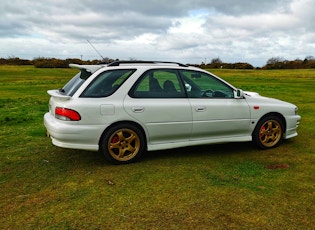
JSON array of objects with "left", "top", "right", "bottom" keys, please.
[
  {"left": 199, "top": 56, "right": 315, "bottom": 69},
  {"left": 0, "top": 57, "right": 104, "bottom": 68},
  {"left": 263, "top": 56, "right": 315, "bottom": 69},
  {"left": 1, "top": 56, "right": 315, "bottom": 69}
]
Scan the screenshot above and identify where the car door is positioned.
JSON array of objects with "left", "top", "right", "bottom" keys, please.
[
  {"left": 179, "top": 70, "right": 251, "bottom": 140},
  {"left": 124, "top": 69, "right": 192, "bottom": 145}
]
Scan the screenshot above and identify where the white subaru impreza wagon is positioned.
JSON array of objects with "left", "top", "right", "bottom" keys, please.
[{"left": 44, "top": 61, "right": 301, "bottom": 164}]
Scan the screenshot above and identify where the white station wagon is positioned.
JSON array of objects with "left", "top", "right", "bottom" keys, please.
[{"left": 44, "top": 61, "right": 301, "bottom": 164}]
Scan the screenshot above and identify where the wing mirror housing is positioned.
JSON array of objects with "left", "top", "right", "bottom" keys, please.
[{"left": 234, "top": 89, "right": 244, "bottom": 99}]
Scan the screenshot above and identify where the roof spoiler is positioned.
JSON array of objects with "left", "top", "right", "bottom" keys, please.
[{"left": 69, "top": 63, "right": 104, "bottom": 73}]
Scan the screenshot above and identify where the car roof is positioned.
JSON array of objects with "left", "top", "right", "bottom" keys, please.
[
  {"left": 69, "top": 61, "right": 202, "bottom": 73},
  {"left": 104, "top": 61, "right": 188, "bottom": 67}
]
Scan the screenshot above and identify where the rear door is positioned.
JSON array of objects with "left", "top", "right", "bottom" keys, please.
[{"left": 124, "top": 69, "right": 192, "bottom": 144}]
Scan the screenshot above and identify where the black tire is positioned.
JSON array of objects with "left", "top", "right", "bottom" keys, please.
[
  {"left": 252, "top": 116, "right": 284, "bottom": 149},
  {"left": 100, "top": 123, "right": 146, "bottom": 164}
]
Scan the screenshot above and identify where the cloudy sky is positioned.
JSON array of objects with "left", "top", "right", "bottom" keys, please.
[{"left": 1, "top": 0, "right": 314, "bottom": 66}]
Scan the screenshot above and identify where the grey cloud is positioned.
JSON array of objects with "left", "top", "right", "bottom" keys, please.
[
  {"left": 0, "top": 0, "right": 299, "bottom": 40},
  {"left": 0, "top": 0, "right": 175, "bottom": 41},
  {"left": 1, "top": 0, "right": 315, "bottom": 66}
]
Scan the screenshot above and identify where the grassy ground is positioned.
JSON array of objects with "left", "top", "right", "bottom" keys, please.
[{"left": 0, "top": 66, "right": 314, "bottom": 229}]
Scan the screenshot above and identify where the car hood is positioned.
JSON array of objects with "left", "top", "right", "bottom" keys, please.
[
  {"left": 244, "top": 91, "right": 296, "bottom": 108},
  {"left": 244, "top": 91, "right": 260, "bottom": 97}
]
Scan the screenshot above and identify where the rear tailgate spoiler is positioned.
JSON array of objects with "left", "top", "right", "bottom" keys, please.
[{"left": 47, "top": 90, "right": 71, "bottom": 101}]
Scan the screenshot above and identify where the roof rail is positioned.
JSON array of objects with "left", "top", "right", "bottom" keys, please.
[{"left": 106, "top": 60, "right": 188, "bottom": 67}]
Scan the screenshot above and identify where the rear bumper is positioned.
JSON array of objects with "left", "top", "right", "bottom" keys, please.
[{"left": 44, "top": 112, "right": 104, "bottom": 151}]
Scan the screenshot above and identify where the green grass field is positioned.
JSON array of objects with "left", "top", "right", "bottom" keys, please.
[{"left": 1, "top": 65, "right": 314, "bottom": 229}]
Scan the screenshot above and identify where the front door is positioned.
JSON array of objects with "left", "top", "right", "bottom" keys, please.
[{"left": 179, "top": 70, "right": 251, "bottom": 140}]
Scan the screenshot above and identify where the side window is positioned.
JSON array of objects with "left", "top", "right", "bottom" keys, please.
[
  {"left": 130, "top": 69, "right": 185, "bottom": 98},
  {"left": 81, "top": 69, "right": 135, "bottom": 97},
  {"left": 179, "top": 70, "right": 234, "bottom": 98}
]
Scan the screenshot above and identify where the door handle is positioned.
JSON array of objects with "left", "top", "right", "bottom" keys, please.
[
  {"left": 132, "top": 107, "right": 144, "bottom": 113},
  {"left": 195, "top": 107, "right": 206, "bottom": 112}
]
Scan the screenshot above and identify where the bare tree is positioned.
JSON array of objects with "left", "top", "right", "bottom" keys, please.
[
  {"left": 266, "top": 57, "right": 286, "bottom": 65},
  {"left": 305, "top": 55, "right": 315, "bottom": 61},
  {"left": 211, "top": 57, "right": 223, "bottom": 64}
]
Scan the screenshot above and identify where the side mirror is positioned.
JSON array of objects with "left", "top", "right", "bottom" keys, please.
[
  {"left": 185, "top": 83, "right": 192, "bottom": 92},
  {"left": 234, "top": 89, "right": 244, "bottom": 99}
]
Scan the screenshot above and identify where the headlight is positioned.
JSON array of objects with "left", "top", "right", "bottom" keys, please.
[{"left": 294, "top": 107, "right": 298, "bottom": 115}]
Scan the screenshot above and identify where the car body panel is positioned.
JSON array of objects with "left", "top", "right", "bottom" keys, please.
[
  {"left": 189, "top": 98, "right": 251, "bottom": 139},
  {"left": 243, "top": 93, "right": 300, "bottom": 139},
  {"left": 124, "top": 96, "right": 192, "bottom": 144}
]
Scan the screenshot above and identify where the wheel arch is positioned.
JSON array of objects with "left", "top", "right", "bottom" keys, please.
[
  {"left": 98, "top": 120, "right": 148, "bottom": 150},
  {"left": 252, "top": 112, "right": 286, "bottom": 136}
]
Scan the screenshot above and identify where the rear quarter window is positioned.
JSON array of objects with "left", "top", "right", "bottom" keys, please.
[
  {"left": 80, "top": 69, "right": 135, "bottom": 97},
  {"left": 61, "top": 69, "right": 92, "bottom": 96}
]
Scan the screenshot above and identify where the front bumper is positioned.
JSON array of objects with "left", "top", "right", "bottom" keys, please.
[{"left": 284, "top": 114, "right": 301, "bottom": 139}]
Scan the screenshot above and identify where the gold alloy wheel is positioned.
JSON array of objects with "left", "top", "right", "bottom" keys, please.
[
  {"left": 107, "top": 128, "right": 141, "bottom": 161},
  {"left": 259, "top": 120, "right": 282, "bottom": 148}
]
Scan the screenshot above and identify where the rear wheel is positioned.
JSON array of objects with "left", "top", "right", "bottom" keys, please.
[
  {"left": 253, "top": 116, "right": 284, "bottom": 149},
  {"left": 100, "top": 123, "right": 145, "bottom": 164}
]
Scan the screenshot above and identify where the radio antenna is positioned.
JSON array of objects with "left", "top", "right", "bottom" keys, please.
[{"left": 87, "top": 39, "right": 104, "bottom": 60}]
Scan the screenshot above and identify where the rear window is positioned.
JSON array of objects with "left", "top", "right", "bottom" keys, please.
[
  {"left": 80, "top": 69, "right": 135, "bottom": 98},
  {"left": 60, "top": 69, "right": 92, "bottom": 96}
]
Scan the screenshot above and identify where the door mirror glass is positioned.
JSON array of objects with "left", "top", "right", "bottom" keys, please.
[{"left": 235, "top": 89, "right": 244, "bottom": 98}]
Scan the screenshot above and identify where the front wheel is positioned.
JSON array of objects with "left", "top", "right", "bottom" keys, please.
[
  {"left": 100, "top": 123, "right": 145, "bottom": 164},
  {"left": 253, "top": 116, "right": 284, "bottom": 149}
]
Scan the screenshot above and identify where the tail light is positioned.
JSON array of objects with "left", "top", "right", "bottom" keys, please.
[{"left": 55, "top": 107, "right": 81, "bottom": 121}]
